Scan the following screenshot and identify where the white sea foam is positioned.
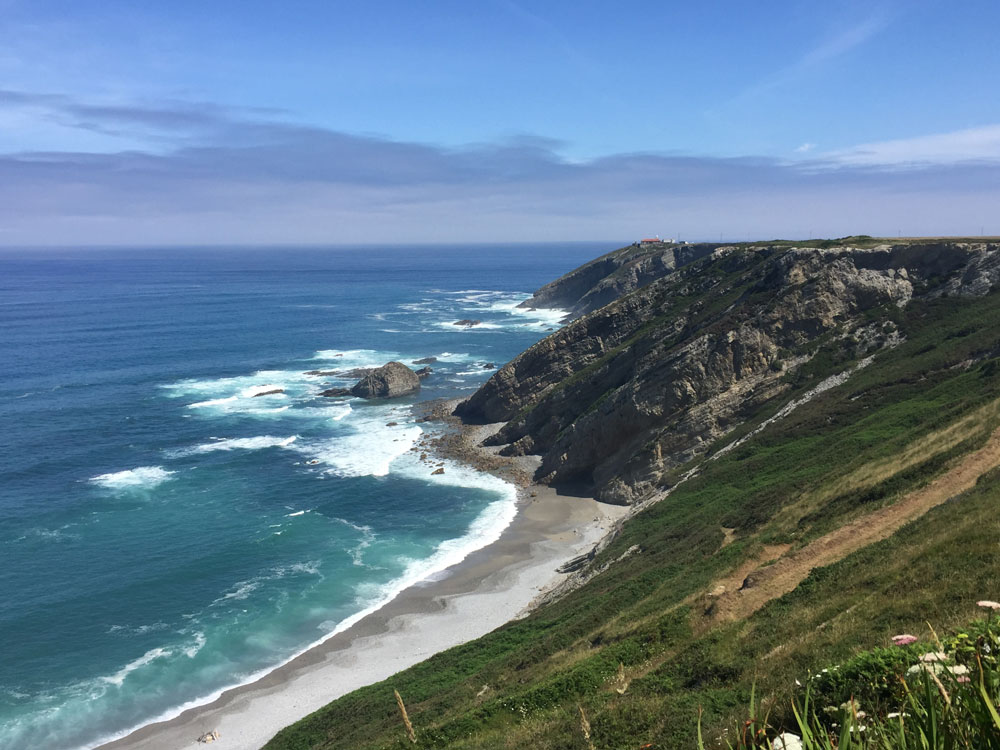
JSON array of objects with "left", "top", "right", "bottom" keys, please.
[
  {"left": 82, "top": 467, "right": 519, "bottom": 750},
  {"left": 182, "top": 632, "right": 207, "bottom": 659},
  {"left": 297, "top": 409, "right": 422, "bottom": 478},
  {"left": 285, "top": 510, "right": 307, "bottom": 517},
  {"left": 335, "top": 517, "right": 377, "bottom": 567},
  {"left": 90, "top": 466, "right": 175, "bottom": 491},
  {"left": 186, "top": 396, "right": 239, "bottom": 409},
  {"left": 107, "top": 622, "right": 168, "bottom": 636},
  {"left": 311, "top": 349, "right": 400, "bottom": 367},
  {"left": 167, "top": 435, "right": 298, "bottom": 457},
  {"left": 435, "top": 321, "right": 502, "bottom": 331},
  {"left": 215, "top": 580, "right": 260, "bottom": 604},
  {"left": 240, "top": 385, "right": 288, "bottom": 398},
  {"left": 101, "top": 647, "right": 172, "bottom": 687}
]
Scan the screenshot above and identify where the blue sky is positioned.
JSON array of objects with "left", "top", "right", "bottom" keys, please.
[{"left": 2, "top": 0, "right": 1000, "bottom": 245}]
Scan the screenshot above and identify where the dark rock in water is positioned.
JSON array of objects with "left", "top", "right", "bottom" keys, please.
[
  {"left": 304, "top": 369, "right": 339, "bottom": 376},
  {"left": 482, "top": 362, "right": 496, "bottom": 370},
  {"left": 415, "top": 366, "right": 433, "bottom": 379},
  {"left": 432, "top": 467, "right": 445, "bottom": 475},
  {"left": 454, "top": 319, "right": 481, "bottom": 327},
  {"left": 413, "top": 357, "right": 438, "bottom": 364},
  {"left": 350, "top": 362, "right": 421, "bottom": 399},
  {"left": 319, "top": 388, "right": 352, "bottom": 397},
  {"left": 252, "top": 388, "right": 284, "bottom": 397},
  {"left": 386, "top": 421, "right": 398, "bottom": 426}
]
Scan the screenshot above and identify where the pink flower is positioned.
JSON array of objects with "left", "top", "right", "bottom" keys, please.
[
  {"left": 957, "top": 676, "right": 971, "bottom": 684},
  {"left": 978, "top": 600, "right": 1000, "bottom": 611},
  {"left": 892, "top": 634, "right": 918, "bottom": 646}
]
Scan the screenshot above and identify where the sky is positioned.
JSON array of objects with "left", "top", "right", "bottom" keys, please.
[{"left": 2, "top": 0, "right": 1000, "bottom": 246}]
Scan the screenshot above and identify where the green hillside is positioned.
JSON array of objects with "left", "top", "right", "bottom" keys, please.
[{"left": 267, "top": 241, "right": 1000, "bottom": 749}]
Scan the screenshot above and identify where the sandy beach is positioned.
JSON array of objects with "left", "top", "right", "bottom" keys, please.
[{"left": 99, "top": 416, "right": 627, "bottom": 750}]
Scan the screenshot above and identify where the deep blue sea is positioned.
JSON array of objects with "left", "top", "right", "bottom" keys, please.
[{"left": 0, "top": 244, "right": 605, "bottom": 750}]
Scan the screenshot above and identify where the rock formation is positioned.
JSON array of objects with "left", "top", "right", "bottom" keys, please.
[
  {"left": 457, "top": 241, "right": 1000, "bottom": 504},
  {"left": 350, "top": 361, "right": 421, "bottom": 399}
]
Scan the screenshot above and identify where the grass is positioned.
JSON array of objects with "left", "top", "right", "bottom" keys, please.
[{"left": 265, "top": 265, "right": 1000, "bottom": 750}]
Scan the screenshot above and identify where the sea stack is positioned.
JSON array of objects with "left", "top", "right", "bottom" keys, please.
[{"left": 350, "top": 361, "right": 421, "bottom": 399}]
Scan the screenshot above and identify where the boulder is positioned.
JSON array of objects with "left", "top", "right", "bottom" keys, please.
[
  {"left": 432, "top": 467, "right": 445, "bottom": 475},
  {"left": 481, "top": 362, "right": 496, "bottom": 370},
  {"left": 413, "top": 357, "right": 438, "bottom": 364},
  {"left": 350, "top": 362, "right": 421, "bottom": 399},
  {"left": 454, "top": 319, "right": 481, "bottom": 327},
  {"left": 415, "top": 366, "right": 433, "bottom": 379}
]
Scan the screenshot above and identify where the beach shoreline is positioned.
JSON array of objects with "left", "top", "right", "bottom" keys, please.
[{"left": 99, "top": 405, "right": 626, "bottom": 750}]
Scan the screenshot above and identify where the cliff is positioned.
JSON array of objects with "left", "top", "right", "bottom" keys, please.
[
  {"left": 269, "top": 237, "right": 1000, "bottom": 750},
  {"left": 457, "top": 240, "right": 1000, "bottom": 504},
  {"left": 517, "top": 240, "right": 718, "bottom": 317}
]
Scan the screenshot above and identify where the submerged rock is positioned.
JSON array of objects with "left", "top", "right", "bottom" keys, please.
[
  {"left": 482, "top": 362, "right": 496, "bottom": 370},
  {"left": 350, "top": 362, "right": 420, "bottom": 399},
  {"left": 415, "top": 366, "right": 433, "bottom": 379},
  {"left": 413, "top": 357, "right": 438, "bottom": 364},
  {"left": 304, "top": 369, "right": 339, "bottom": 376},
  {"left": 454, "top": 319, "right": 481, "bottom": 327},
  {"left": 251, "top": 388, "right": 284, "bottom": 397}
]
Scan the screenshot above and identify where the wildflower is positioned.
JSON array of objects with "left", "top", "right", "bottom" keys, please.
[
  {"left": 978, "top": 600, "right": 1000, "bottom": 611},
  {"left": 920, "top": 651, "right": 947, "bottom": 662},
  {"left": 773, "top": 733, "right": 803, "bottom": 750},
  {"left": 948, "top": 665, "right": 969, "bottom": 675},
  {"left": 892, "top": 634, "right": 918, "bottom": 646},
  {"left": 957, "top": 676, "right": 971, "bottom": 684}
]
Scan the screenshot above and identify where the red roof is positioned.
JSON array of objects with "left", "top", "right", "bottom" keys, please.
[{"left": 640, "top": 238, "right": 660, "bottom": 243}]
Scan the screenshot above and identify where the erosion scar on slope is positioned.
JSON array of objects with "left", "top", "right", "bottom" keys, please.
[{"left": 704, "top": 423, "right": 1000, "bottom": 625}]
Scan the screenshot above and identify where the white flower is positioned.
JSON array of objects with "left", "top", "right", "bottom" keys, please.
[
  {"left": 978, "top": 600, "right": 1000, "bottom": 611},
  {"left": 920, "top": 651, "right": 947, "bottom": 663},
  {"left": 948, "top": 664, "right": 969, "bottom": 675},
  {"left": 773, "top": 732, "right": 803, "bottom": 750}
]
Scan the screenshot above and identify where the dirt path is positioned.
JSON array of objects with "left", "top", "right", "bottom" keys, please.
[{"left": 703, "top": 424, "right": 1000, "bottom": 624}]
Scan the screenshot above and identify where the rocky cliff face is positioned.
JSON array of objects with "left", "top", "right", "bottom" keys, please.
[
  {"left": 518, "top": 241, "right": 718, "bottom": 318},
  {"left": 456, "top": 241, "right": 1000, "bottom": 504}
]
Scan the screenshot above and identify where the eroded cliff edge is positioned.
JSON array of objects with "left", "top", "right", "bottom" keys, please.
[{"left": 456, "top": 240, "right": 1000, "bottom": 505}]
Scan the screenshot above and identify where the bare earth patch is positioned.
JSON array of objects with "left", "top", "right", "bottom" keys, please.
[{"left": 702, "top": 423, "right": 1000, "bottom": 625}]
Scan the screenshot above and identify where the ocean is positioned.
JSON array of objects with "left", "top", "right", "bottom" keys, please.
[{"left": 0, "top": 243, "right": 605, "bottom": 750}]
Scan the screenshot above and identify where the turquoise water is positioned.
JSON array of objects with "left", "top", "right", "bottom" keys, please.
[{"left": 0, "top": 244, "right": 604, "bottom": 749}]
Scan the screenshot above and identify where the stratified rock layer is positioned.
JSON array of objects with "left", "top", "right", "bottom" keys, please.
[{"left": 457, "top": 241, "right": 1000, "bottom": 504}]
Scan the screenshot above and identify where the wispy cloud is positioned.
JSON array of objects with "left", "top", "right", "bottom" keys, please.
[
  {"left": 0, "top": 89, "right": 285, "bottom": 141},
  {"left": 824, "top": 124, "right": 1000, "bottom": 166},
  {"left": 1, "top": 88, "right": 999, "bottom": 245},
  {"left": 725, "top": 13, "right": 890, "bottom": 108}
]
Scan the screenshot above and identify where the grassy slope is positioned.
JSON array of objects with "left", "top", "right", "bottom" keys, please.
[{"left": 266, "top": 291, "right": 1000, "bottom": 750}]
